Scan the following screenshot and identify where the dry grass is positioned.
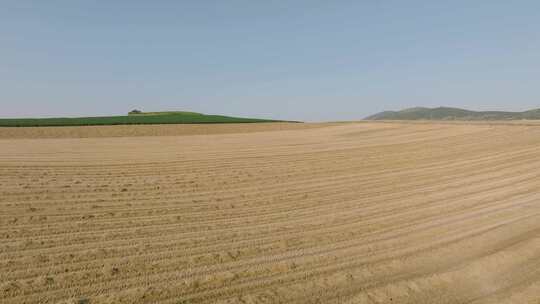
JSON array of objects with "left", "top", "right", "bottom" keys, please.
[
  {"left": 1, "top": 122, "right": 540, "bottom": 303},
  {"left": 0, "top": 122, "right": 330, "bottom": 139}
]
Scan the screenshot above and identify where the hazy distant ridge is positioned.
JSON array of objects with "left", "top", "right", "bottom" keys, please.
[{"left": 365, "top": 107, "right": 540, "bottom": 120}]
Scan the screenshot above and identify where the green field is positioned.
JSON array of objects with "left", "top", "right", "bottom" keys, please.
[{"left": 0, "top": 111, "right": 284, "bottom": 127}]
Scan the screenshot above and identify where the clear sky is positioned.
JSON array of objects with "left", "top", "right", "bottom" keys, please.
[{"left": 1, "top": 1, "right": 539, "bottom": 121}]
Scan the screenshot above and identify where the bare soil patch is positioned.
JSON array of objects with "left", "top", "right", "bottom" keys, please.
[{"left": 1, "top": 122, "right": 539, "bottom": 303}]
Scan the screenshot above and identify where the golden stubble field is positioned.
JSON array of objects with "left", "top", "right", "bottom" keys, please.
[{"left": 1, "top": 122, "right": 540, "bottom": 304}]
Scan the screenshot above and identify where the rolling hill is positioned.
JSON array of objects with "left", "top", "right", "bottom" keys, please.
[
  {"left": 0, "top": 111, "right": 285, "bottom": 127},
  {"left": 365, "top": 107, "right": 540, "bottom": 121}
]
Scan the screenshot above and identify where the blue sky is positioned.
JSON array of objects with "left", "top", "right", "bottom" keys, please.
[{"left": 1, "top": 1, "right": 539, "bottom": 121}]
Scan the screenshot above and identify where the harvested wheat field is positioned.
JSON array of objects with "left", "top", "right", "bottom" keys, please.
[{"left": 1, "top": 122, "right": 540, "bottom": 304}]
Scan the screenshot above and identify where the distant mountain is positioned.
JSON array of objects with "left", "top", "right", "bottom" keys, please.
[{"left": 365, "top": 107, "right": 540, "bottom": 121}]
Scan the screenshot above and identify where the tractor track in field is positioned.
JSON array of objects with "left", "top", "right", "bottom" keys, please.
[{"left": 1, "top": 122, "right": 540, "bottom": 303}]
